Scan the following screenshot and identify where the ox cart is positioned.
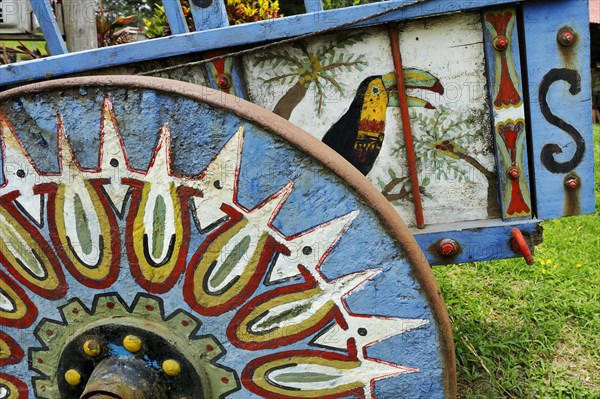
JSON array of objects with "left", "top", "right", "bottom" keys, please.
[{"left": 0, "top": 0, "right": 594, "bottom": 398}]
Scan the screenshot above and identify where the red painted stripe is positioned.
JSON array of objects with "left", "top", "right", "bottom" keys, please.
[
  {"left": 389, "top": 25, "right": 425, "bottom": 229},
  {"left": 358, "top": 119, "right": 385, "bottom": 132}
]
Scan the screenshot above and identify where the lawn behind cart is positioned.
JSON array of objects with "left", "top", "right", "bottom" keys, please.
[{"left": 434, "top": 125, "right": 600, "bottom": 399}]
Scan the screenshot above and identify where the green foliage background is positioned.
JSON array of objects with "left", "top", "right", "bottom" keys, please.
[{"left": 322, "top": 0, "right": 379, "bottom": 10}]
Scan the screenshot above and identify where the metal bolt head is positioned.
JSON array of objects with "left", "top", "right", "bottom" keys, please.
[
  {"left": 216, "top": 74, "right": 231, "bottom": 90},
  {"left": 438, "top": 239, "right": 459, "bottom": 258},
  {"left": 123, "top": 335, "right": 143, "bottom": 353},
  {"left": 564, "top": 175, "right": 579, "bottom": 190},
  {"left": 507, "top": 166, "right": 520, "bottom": 180},
  {"left": 65, "top": 369, "right": 81, "bottom": 386},
  {"left": 493, "top": 35, "right": 509, "bottom": 51},
  {"left": 557, "top": 27, "right": 576, "bottom": 46},
  {"left": 83, "top": 339, "right": 102, "bottom": 357},
  {"left": 162, "top": 359, "right": 182, "bottom": 377}
]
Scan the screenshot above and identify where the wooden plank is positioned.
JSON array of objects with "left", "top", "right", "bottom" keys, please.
[
  {"left": 521, "top": 0, "right": 595, "bottom": 218},
  {"left": 413, "top": 219, "right": 542, "bottom": 265},
  {"left": 1, "top": 0, "right": 524, "bottom": 87},
  {"left": 482, "top": 7, "right": 532, "bottom": 220},
  {"left": 188, "top": 0, "right": 228, "bottom": 30},
  {"left": 161, "top": 0, "right": 189, "bottom": 35},
  {"left": 29, "top": 0, "right": 67, "bottom": 55},
  {"left": 304, "top": 0, "right": 323, "bottom": 13},
  {"left": 62, "top": 0, "right": 97, "bottom": 52}
]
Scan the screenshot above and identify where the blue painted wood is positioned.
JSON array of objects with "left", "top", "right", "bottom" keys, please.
[
  {"left": 230, "top": 62, "right": 247, "bottom": 98},
  {"left": 29, "top": 0, "right": 67, "bottom": 55},
  {"left": 522, "top": 0, "right": 595, "bottom": 218},
  {"left": 161, "top": 0, "right": 189, "bottom": 35},
  {"left": 482, "top": 7, "right": 533, "bottom": 221},
  {"left": 413, "top": 220, "right": 541, "bottom": 265},
  {"left": 304, "top": 0, "right": 323, "bottom": 13},
  {"left": 188, "top": 0, "right": 229, "bottom": 30},
  {"left": 0, "top": 0, "right": 524, "bottom": 87}
]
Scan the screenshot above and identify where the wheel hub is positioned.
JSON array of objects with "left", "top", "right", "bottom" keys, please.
[{"left": 30, "top": 293, "right": 237, "bottom": 399}]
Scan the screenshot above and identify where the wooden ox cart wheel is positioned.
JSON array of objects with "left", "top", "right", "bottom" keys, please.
[{"left": 0, "top": 77, "right": 455, "bottom": 399}]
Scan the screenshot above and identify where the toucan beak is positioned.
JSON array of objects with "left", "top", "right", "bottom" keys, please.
[
  {"left": 380, "top": 69, "right": 444, "bottom": 109},
  {"left": 381, "top": 72, "right": 400, "bottom": 107}
]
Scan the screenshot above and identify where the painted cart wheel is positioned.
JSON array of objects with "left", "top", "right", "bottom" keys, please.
[{"left": 0, "top": 77, "right": 455, "bottom": 399}]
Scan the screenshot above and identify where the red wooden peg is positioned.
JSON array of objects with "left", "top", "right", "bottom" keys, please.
[{"left": 511, "top": 228, "right": 534, "bottom": 265}]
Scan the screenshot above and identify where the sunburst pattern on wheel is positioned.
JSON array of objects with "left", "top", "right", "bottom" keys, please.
[{"left": 0, "top": 81, "right": 453, "bottom": 399}]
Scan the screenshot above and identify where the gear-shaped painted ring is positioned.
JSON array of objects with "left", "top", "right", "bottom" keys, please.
[{"left": 30, "top": 293, "right": 238, "bottom": 399}]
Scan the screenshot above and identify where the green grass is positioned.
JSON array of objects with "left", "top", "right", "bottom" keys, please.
[
  {"left": 0, "top": 40, "right": 49, "bottom": 61},
  {"left": 433, "top": 125, "right": 600, "bottom": 398}
]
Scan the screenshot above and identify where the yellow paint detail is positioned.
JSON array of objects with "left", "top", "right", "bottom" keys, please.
[
  {"left": 357, "top": 130, "right": 383, "bottom": 140},
  {"left": 355, "top": 130, "right": 384, "bottom": 152},
  {"left": 407, "top": 96, "right": 428, "bottom": 107},
  {"left": 494, "top": 118, "right": 526, "bottom": 131},
  {"left": 355, "top": 78, "right": 388, "bottom": 151},
  {"left": 64, "top": 369, "right": 81, "bottom": 386},
  {"left": 308, "top": 55, "right": 322, "bottom": 72},
  {"left": 123, "top": 335, "right": 143, "bottom": 353},
  {"left": 83, "top": 340, "right": 102, "bottom": 357},
  {"left": 0, "top": 206, "right": 60, "bottom": 291},
  {"left": 0, "top": 277, "right": 28, "bottom": 322},
  {"left": 235, "top": 287, "right": 336, "bottom": 345},
  {"left": 494, "top": 101, "right": 524, "bottom": 110},
  {"left": 0, "top": 338, "right": 11, "bottom": 360},
  {"left": 54, "top": 181, "right": 113, "bottom": 281},
  {"left": 404, "top": 71, "right": 429, "bottom": 81},
  {"left": 162, "top": 359, "right": 182, "bottom": 376},
  {"left": 191, "top": 218, "right": 257, "bottom": 307},
  {"left": 252, "top": 356, "right": 363, "bottom": 398},
  {"left": 360, "top": 78, "right": 388, "bottom": 118},
  {"left": 132, "top": 182, "right": 183, "bottom": 284}
]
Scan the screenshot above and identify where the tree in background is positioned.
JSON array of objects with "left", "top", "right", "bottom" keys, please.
[
  {"left": 226, "top": 0, "right": 280, "bottom": 24},
  {"left": 143, "top": 0, "right": 281, "bottom": 38},
  {"left": 279, "top": 0, "right": 380, "bottom": 15},
  {"left": 322, "top": 0, "right": 380, "bottom": 10},
  {"left": 96, "top": 7, "right": 138, "bottom": 47},
  {"left": 143, "top": 2, "right": 193, "bottom": 38},
  {"left": 100, "top": 0, "right": 159, "bottom": 26}
]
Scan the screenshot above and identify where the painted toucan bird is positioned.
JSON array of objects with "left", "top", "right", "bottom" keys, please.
[{"left": 322, "top": 70, "right": 444, "bottom": 175}]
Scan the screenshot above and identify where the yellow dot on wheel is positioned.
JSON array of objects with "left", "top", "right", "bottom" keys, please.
[
  {"left": 64, "top": 369, "right": 81, "bottom": 386},
  {"left": 123, "top": 335, "right": 143, "bottom": 353},
  {"left": 162, "top": 359, "right": 181, "bottom": 377},
  {"left": 83, "top": 339, "right": 102, "bottom": 357}
]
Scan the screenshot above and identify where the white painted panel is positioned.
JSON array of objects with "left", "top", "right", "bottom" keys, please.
[{"left": 243, "top": 12, "right": 498, "bottom": 227}]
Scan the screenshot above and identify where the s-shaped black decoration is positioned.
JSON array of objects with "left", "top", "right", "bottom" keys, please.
[{"left": 538, "top": 68, "right": 585, "bottom": 174}]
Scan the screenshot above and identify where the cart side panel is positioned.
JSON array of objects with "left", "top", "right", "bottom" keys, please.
[{"left": 522, "top": 0, "right": 595, "bottom": 218}]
